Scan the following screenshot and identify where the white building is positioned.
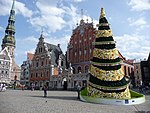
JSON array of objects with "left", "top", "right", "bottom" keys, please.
[{"left": 0, "top": 48, "right": 11, "bottom": 84}]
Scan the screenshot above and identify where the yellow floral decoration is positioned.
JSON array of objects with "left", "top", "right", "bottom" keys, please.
[{"left": 93, "top": 48, "right": 119, "bottom": 59}]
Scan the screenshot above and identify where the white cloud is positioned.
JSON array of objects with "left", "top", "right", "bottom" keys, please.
[
  {"left": 73, "top": 0, "right": 85, "bottom": 2},
  {"left": 45, "top": 35, "right": 70, "bottom": 53},
  {"left": 114, "top": 34, "right": 150, "bottom": 60},
  {"left": 128, "top": 0, "right": 150, "bottom": 11},
  {"left": 0, "top": 0, "right": 12, "bottom": 16},
  {"left": 24, "top": 48, "right": 35, "bottom": 55},
  {"left": 29, "top": 0, "right": 67, "bottom": 33},
  {"left": 127, "top": 17, "right": 149, "bottom": 30},
  {"left": 0, "top": 26, "right": 4, "bottom": 31},
  {"left": 15, "top": 1, "right": 33, "bottom": 18},
  {"left": 0, "top": 0, "right": 33, "bottom": 17},
  {"left": 23, "top": 36, "right": 39, "bottom": 43}
]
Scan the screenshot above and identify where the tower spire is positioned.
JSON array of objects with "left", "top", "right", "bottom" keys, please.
[
  {"left": 11, "top": 0, "right": 15, "bottom": 10},
  {"left": 100, "top": 8, "right": 105, "bottom": 19},
  {"left": 39, "top": 28, "right": 44, "bottom": 42},
  {"left": 1, "top": 0, "right": 16, "bottom": 59}
]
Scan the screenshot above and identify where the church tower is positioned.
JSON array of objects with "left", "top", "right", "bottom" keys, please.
[
  {"left": 1, "top": 0, "right": 16, "bottom": 61},
  {"left": 1, "top": 0, "right": 21, "bottom": 84}
]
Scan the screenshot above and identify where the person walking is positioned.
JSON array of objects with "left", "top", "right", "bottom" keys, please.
[
  {"left": 77, "top": 84, "right": 81, "bottom": 99},
  {"left": 43, "top": 84, "right": 48, "bottom": 97}
]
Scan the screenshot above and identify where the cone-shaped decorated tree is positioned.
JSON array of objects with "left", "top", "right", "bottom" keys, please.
[{"left": 87, "top": 8, "right": 131, "bottom": 99}]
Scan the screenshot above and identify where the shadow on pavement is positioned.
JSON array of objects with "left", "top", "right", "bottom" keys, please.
[
  {"left": 134, "top": 111, "right": 150, "bottom": 113},
  {"left": 29, "top": 95, "right": 79, "bottom": 101}
]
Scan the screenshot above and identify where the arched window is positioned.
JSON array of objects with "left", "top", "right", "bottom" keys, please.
[
  {"left": 72, "top": 67, "right": 75, "bottom": 74},
  {"left": 78, "top": 66, "right": 81, "bottom": 73},
  {"left": 85, "top": 65, "right": 89, "bottom": 73},
  {"left": 41, "top": 61, "right": 44, "bottom": 66},
  {"left": 61, "top": 61, "right": 63, "bottom": 66}
]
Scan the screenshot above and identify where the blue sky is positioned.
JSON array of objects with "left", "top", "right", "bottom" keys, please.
[{"left": 0, "top": 0, "right": 150, "bottom": 66}]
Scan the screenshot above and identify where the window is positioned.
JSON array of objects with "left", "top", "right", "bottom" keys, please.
[
  {"left": 79, "top": 50, "right": 81, "bottom": 55},
  {"left": 84, "top": 49, "right": 86, "bottom": 55},
  {"left": 73, "top": 67, "right": 75, "bottom": 74},
  {"left": 41, "top": 61, "right": 44, "bottom": 66},
  {"left": 78, "top": 66, "right": 81, "bottom": 73},
  {"left": 31, "top": 73, "right": 33, "bottom": 78},
  {"left": 61, "top": 61, "right": 63, "bottom": 66},
  {"left": 85, "top": 65, "right": 89, "bottom": 73},
  {"left": 36, "top": 73, "right": 38, "bottom": 77},
  {"left": 90, "top": 49, "right": 92, "bottom": 54},
  {"left": 75, "top": 52, "right": 77, "bottom": 56},
  {"left": 41, "top": 73, "right": 42, "bottom": 77},
  {"left": 36, "top": 62, "right": 39, "bottom": 67},
  {"left": 47, "top": 71, "right": 49, "bottom": 77}
]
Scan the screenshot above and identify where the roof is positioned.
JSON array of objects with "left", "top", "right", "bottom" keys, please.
[
  {"left": 0, "top": 47, "right": 11, "bottom": 61},
  {"left": 45, "top": 43, "right": 63, "bottom": 66}
]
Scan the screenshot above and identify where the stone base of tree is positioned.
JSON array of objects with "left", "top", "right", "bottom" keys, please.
[{"left": 80, "top": 88, "right": 145, "bottom": 105}]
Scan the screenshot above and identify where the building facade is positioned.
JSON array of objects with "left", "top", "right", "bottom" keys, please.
[
  {"left": 0, "top": 48, "right": 11, "bottom": 84},
  {"left": 141, "top": 53, "right": 150, "bottom": 86},
  {"left": 67, "top": 18, "right": 134, "bottom": 88},
  {"left": 29, "top": 33, "right": 67, "bottom": 89},
  {"left": 119, "top": 52, "right": 135, "bottom": 87},
  {"left": 20, "top": 53, "right": 34, "bottom": 87},
  {"left": 67, "top": 19, "right": 96, "bottom": 87},
  {"left": 67, "top": 19, "right": 96, "bottom": 74},
  {"left": 134, "top": 62, "right": 142, "bottom": 87},
  {"left": 1, "top": 0, "right": 21, "bottom": 85}
]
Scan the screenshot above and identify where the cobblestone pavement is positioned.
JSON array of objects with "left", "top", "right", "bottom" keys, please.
[{"left": 0, "top": 89, "right": 150, "bottom": 113}]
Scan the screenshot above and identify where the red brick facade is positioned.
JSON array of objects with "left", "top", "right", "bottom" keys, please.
[
  {"left": 67, "top": 19, "right": 96, "bottom": 74},
  {"left": 67, "top": 19, "right": 134, "bottom": 81}
]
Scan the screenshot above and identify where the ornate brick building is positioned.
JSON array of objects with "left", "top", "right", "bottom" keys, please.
[
  {"left": 67, "top": 19, "right": 96, "bottom": 73},
  {"left": 67, "top": 18, "right": 134, "bottom": 88},
  {"left": 67, "top": 19, "right": 96, "bottom": 87},
  {"left": 29, "top": 33, "right": 66, "bottom": 89}
]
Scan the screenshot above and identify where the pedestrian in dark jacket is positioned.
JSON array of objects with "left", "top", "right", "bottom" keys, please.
[{"left": 43, "top": 84, "right": 48, "bottom": 97}]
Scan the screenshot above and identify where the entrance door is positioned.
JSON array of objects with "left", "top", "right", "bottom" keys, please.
[{"left": 63, "top": 81, "right": 67, "bottom": 90}]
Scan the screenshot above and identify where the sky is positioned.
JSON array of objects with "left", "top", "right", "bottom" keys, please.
[{"left": 0, "top": 0, "right": 150, "bottom": 66}]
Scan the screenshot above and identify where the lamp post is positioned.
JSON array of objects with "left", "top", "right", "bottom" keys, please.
[{"left": 14, "top": 75, "right": 17, "bottom": 89}]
